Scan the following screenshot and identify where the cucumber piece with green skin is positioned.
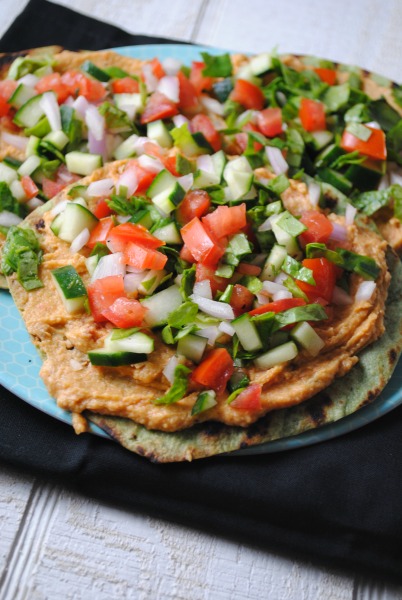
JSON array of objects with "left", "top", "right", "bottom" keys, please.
[
  {"left": 88, "top": 349, "right": 147, "bottom": 366},
  {"left": 142, "top": 285, "right": 183, "bottom": 328},
  {"left": 113, "top": 133, "right": 139, "bottom": 160},
  {"left": 138, "top": 269, "right": 167, "bottom": 295},
  {"left": 344, "top": 161, "right": 384, "bottom": 191},
  {"left": 177, "top": 333, "right": 207, "bottom": 363},
  {"left": 25, "top": 135, "right": 40, "bottom": 157},
  {"left": 152, "top": 222, "right": 182, "bottom": 245},
  {"left": 51, "top": 265, "right": 87, "bottom": 314},
  {"left": 261, "top": 244, "right": 288, "bottom": 281},
  {"left": 81, "top": 60, "right": 111, "bottom": 82},
  {"left": 314, "top": 143, "right": 345, "bottom": 169},
  {"left": 147, "top": 120, "right": 173, "bottom": 148},
  {"left": 65, "top": 151, "right": 102, "bottom": 176},
  {"left": 270, "top": 215, "right": 300, "bottom": 257},
  {"left": 290, "top": 321, "right": 325, "bottom": 357},
  {"left": 316, "top": 167, "right": 353, "bottom": 195},
  {"left": 310, "top": 130, "right": 334, "bottom": 152},
  {"left": 249, "top": 52, "right": 273, "bottom": 76},
  {"left": 212, "top": 150, "right": 227, "bottom": 182},
  {"left": 113, "top": 93, "right": 143, "bottom": 119},
  {"left": 232, "top": 313, "right": 263, "bottom": 352},
  {"left": 2, "top": 157, "right": 22, "bottom": 170},
  {"left": 147, "top": 169, "right": 185, "bottom": 215},
  {"left": 24, "top": 116, "right": 51, "bottom": 138},
  {"left": 43, "top": 130, "right": 70, "bottom": 151},
  {"left": 8, "top": 83, "right": 36, "bottom": 110},
  {"left": 104, "top": 331, "right": 154, "bottom": 354},
  {"left": 17, "top": 155, "right": 42, "bottom": 177},
  {"left": 0, "top": 162, "right": 18, "bottom": 185},
  {"left": 191, "top": 390, "right": 217, "bottom": 415},
  {"left": 223, "top": 156, "right": 253, "bottom": 199},
  {"left": 10, "top": 179, "right": 26, "bottom": 202},
  {"left": 13, "top": 93, "right": 48, "bottom": 128},
  {"left": 254, "top": 340, "right": 298, "bottom": 369},
  {"left": 212, "top": 78, "right": 233, "bottom": 102},
  {"left": 56, "top": 202, "right": 99, "bottom": 243}
]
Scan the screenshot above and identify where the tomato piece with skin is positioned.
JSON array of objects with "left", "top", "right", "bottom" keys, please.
[
  {"left": 237, "top": 262, "right": 261, "bottom": 276},
  {"left": 296, "top": 257, "right": 337, "bottom": 303},
  {"left": 180, "top": 217, "right": 224, "bottom": 266},
  {"left": 87, "top": 275, "right": 125, "bottom": 322},
  {"left": 125, "top": 160, "right": 157, "bottom": 193},
  {"left": 299, "top": 98, "right": 326, "bottom": 132},
  {"left": 93, "top": 198, "right": 113, "bottom": 219},
  {"left": 60, "top": 71, "right": 106, "bottom": 101},
  {"left": 299, "top": 211, "right": 334, "bottom": 246},
  {"left": 140, "top": 92, "right": 179, "bottom": 124},
  {"left": 190, "top": 114, "right": 221, "bottom": 152},
  {"left": 35, "top": 73, "right": 70, "bottom": 104},
  {"left": 149, "top": 58, "right": 165, "bottom": 79},
  {"left": 124, "top": 242, "right": 167, "bottom": 270},
  {"left": 230, "top": 383, "right": 262, "bottom": 411},
  {"left": 249, "top": 297, "right": 306, "bottom": 317},
  {"left": 0, "top": 80, "right": 18, "bottom": 116},
  {"left": 190, "top": 61, "right": 213, "bottom": 95},
  {"left": 163, "top": 155, "right": 180, "bottom": 176},
  {"left": 235, "top": 122, "right": 264, "bottom": 153},
  {"left": 230, "top": 79, "right": 265, "bottom": 111},
  {"left": 1, "top": 114, "right": 20, "bottom": 131},
  {"left": 111, "top": 77, "right": 139, "bottom": 94},
  {"left": 195, "top": 263, "right": 227, "bottom": 295},
  {"left": 229, "top": 284, "right": 255, "bottom": 316},
  {"left": 101, "top": 297, "right": 147, "bottom": 328},
  {"left": 20, "top": 176, "right": 39, "bottom": 200},
  {"left": 108, "top": 222, "right": 165, "bottom": 251},
  {"left": 313, "top": 68, "right": 337, "bottom": 86},
  {"left": 176, "top": 190, "right": 211, "bottom": 224},
  {"left": 256, "top": 108, "right": 283, "bottom": 137},
  {"left": 41, "top": 178, "right": 65, "bottom": 199},
  {"left": 202, "top": 203, "right": 246, "bottom": 239},
  {"left": 87, "top": 217, "right": 115, "bottom": 249},
  {"left": 340, "top": 127, "right": 387, "bottom": 161},
  {"left": 177, "top": 71, "right": 199, "bottom": 110},
  {"left": 180, "top": 244, "right": 196, "bottom": 264},
  {"left": 191, "top": 347, "right": 234, "bottom": 395}
]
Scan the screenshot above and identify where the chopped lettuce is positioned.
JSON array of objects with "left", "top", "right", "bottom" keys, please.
[
  {"left": 201, "top": 52, "right": 233, "bottom": 77},
  {"left": 1, "top": 226, "right": 43, "bottom": 290},
  {"left": 154, "top": 364, "right": 191, "bottom": 405}
]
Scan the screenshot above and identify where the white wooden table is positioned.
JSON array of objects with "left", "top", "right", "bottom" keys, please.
[{"left": 1, "top": 1, "right": 402, "bottom": 598}]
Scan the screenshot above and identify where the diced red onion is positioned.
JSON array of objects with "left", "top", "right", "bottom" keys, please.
[
  {"left": 266, "top": 146, "right": 288, "bottom": 175},
  {"left": 196, "top": 326, "right": 220, "bottom": 346},
  {"left": 193, "top": 280, "right": 212, "bottom": 299},
  {"left": 345, "top": 203, "right": 357, "bottom": 226},
  {"left": 88, "top": 129, "right": 107, "bottom": 160},
  {"left": 39, "top": 92, "right": 61, "bottom": 132},
  {"left": 116, "top": 215, "right": 132, "bottom": 224},
  {"left": 190, "top": 294, "right": 235, "bottom": 320},
  {"left": 87, "top": 178, "right": 115, "bottom": 197},
  {"left": 162, "top": 57, "right": 182, "bottom": 76},
  {"left": 262, "top": 280, "right": 288, "bottom": 295},
  {"left": 328, "top": 221, "right": 348, "bottom": 242},
  {"left": 258, "top": 215, "right": 274, "bottom": 232},
  {"left": 142, "top": 64, "right": 158, "bottom": 92},
  {"left": 274, "top": 272, "right": 288, "bottom": 285},
  {"left": 51, "top": 200, "right": 69, "bottom": 216},
  {"left": 138, "top": 154, "right": 165, "bottom": 173},
  {"left": 197, "top": 154, "right": 214, "bottom": 174},
  {"left": 365, "top": 121, "right": 381, "bottom": 129},
  {"left": 70, "top": 228, "right": 90, "bottom": 253},
  {"left": 116, "top": 168, "right": 138, "bottom": 196},
  {"left": 63, "top": 96, "right": 74, "bottom": 107},
  {"left": 200, "top": 95, "right": 224, "bottom": 116},
  {"left": 91, "top": 252, "right": 125, "bottom": 282},
  {"left": 157, "top": 76, "right": 180, "bottom": 103},
  {"left": 177, "top": 173, "right": 193, "bottom": 192},
  {"left": 236, "top": 110, "right": 258, "bottom": 126},
  {"left": 173, "top": 115, "right": 189, "bottom": 128},
  {"left": 72, "top": 95, "right": 90, "bottom": 118},
  {"left": 26, "top": 197, "right": 44, "bottom": 211},
  {"left": 162, "top": 355, "right": 185, "bottom": 384},
  {"left": 0, "top": 211, "right": 23, "bottom": 226},
  {"left": 332, "top": 285, "right": 353, "bottom": 305},
  {"left": 218, "top": 321, "right": 236, "bottom": 337},
  {"left": 17, "top": 74, "right": 39, "bottom": 86},
  {"left": 273, "top": 290, "right": 292, "bottom": 301},
  {"left": 106, "top": 133, "right": 123, "bottom": 156},
  {"left": 133, "top": 136, "right": 153, "bottom": 155},
  {"left": 390, "top": 170, "right": 402, "bottom": 186},
  {"left": 86, "top": 106, "right": 105, "bottom": 141},
  {"left": 124, "top": 272, "right": 146, "bottom": 294},
  {"left": 308, "top": 181, "right": 321, "bottom": 207},
  {"left": 1, "top": 131, "right": 28, "bottom": 151},
  {"left": 355, "top": 281, "right": 376, "bottom": 302}
]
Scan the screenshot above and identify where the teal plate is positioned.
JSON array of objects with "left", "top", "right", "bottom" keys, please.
[{"left": 1, "top": 44, "right": 402, "bottom": 454}]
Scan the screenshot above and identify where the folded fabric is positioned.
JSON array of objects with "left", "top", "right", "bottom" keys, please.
[{"left": 0, "top": 0, "right": 402, "bottom": 583}]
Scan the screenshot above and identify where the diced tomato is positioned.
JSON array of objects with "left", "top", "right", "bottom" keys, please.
[
  {"left": 176, "top": 190, "right": 211, "bottom": 224},
  {"left": 0, "top": 80, "right": 18, "bottom": 116},
  {"left": 237, "top": 262, "right": 261, "bottom": 276},
  {"left": 191, "top": 347, "right": 234, "bottom": 395},
  {"left": 41, "top": 177, "right": 65, "bottom": 199},
  {"left": 20, "top": 176, "right": 39, "bottom": 200},
  {"left": 101, "top": 297, "right": 146, "bottom": 328},
  {"left": 313, "top": 67, "right": 337, "bottom": 86},
  {"left": 163, "top": 155, "right": 180, "bottom": 176},
  {"left": 1, "top": 114, "right": 20, "bottom": 131},
  {"left": 140, "top": 92, "right": 179, "bottom": 124},
  {"left": 180, "top": 217, "right": 225, "bottom": 267},
  {"left": 235, "top": 122, "right": 264, "bottom": 153},
  {"left": 111, "top": 77, "right": 139, "bottom": 94},
  {"left": 87, "top": 217, "right": 115, "bottom": 249},
  {"left": 35, "top": 73, "right": 70, "bottom": 104},
  {"left": 256, "top": 108, "right": 283, "bottom": 137},
  {"left": 230, "top": 79, "right": 265, "bottom": 111},
  {"left": 249, "top": 297, "right": 306, "bottom": 317},
  {"left": 142, "top": 141, "right": 166, "bottom": 160},
  {"left": 149, "top": 58, "right": 165, "bottom": 80},
  {"left": 60, "top": 71, "right": 107, "bottom": 101},
  {"left": 340, "top": 126, "right": 387, "bottom": 161},
  {"left": 230, "top": 383, "right": 262, "bottom": 411},
  {"left": 108, "top": 222, "right": 165, "bottom": 251},
  {"left": 177, "top": 71, "right": 199, "bottom": 110},
  {"left": 124, "top": 242, "right": 167, "bottom": 270},
  {"left": 299, "top": 211, "right": 334, "bottom": 246},
  {"left": 125, "top": 160, "right": 157, "bottom": 193},
  {"left": 296, "top": 257, "right": 337, "bottom": 303},
  {"left": 195, "top": 263, "right": 227, "bottom": 295},
  {"left": 93, "top": 198, "right": 113, "bottom": 219},
  {"left": 87, "top": 275, "right": 125, "bottom": 322},
  {"left": 229, "top": 284, "right": 255, "bottom": 316},
  {"left": 190, "top": 61, "right": 213, "bottom": 95},
  {"left": 180, "top": 244, "right": 196, "bottom": 263},
  {"left": 202, "top": 203, "right": 246, "bottom": 239},
  {"left": 190, "top": 114, "right": 221, "bottom": 152},
  {"left": 299, "top": 98, "right": 326, "bottom": 132}
]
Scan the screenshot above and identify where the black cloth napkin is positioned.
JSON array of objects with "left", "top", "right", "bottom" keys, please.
[{"left": 1, "top": 0, "right": 402, "bottom": 583}]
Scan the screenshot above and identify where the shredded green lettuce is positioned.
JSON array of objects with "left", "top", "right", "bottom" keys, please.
[
  {"left": 201, "top": 52, "right": 233, "bottom": 77},
  {"left": 154, "top": 364, "right": 191, "bottom": 405},
  {"left": 1, "top": 226, "right": 43, "bottom": 290}
]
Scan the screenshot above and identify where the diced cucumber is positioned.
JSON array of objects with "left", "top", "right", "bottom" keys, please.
[
  {"left": 10, "top": 179, "right": 26, "bottom": 202},
  {"left": 25, "top": 135, "right": 40, "bottom": 157},
  {"left": 249, "top": 52, "right": 273, "bottom": 76},
  {"left": 147, "top": 120, "right": 173, "bottom": 148},
  {"left": 314, "top": 143, "right": 344, "bottom": 169},
  {"left": 138, "top": 269, "right": 167, "bottom": 295},
  {"left": 235, "top": 63, "right": 260, "bottom": 84},
  {"left": 254, "top": 340, "right": 298, "bottom": 369},
  {"left": 152, "top": 222, "right": 182, "bottom": 245},
  {"left": 260, "top": 244, "right": 287, "bottom": 281},
  {"left": 85, "top": 254, "right": 99, "bottom": 276},
  {"left": 114, "top": 93, "right": 143, "bottom": 120},
  {"left": 193, "top": 165, "right": 220, "bottom": 189},
  {"left": 43, "top": 130, "right": 69, "bottom": 151},
  {"left": 65, "top": 151, "right": 102, "bottom": 176},
  {"left": 24, "top": 116, "right": 51, "bottom": 138},
  {"left": 0, "top": 162, "right": 18, "bottom": 185},
  {"left": 271, "top": 214, "right": 300, "bottom": 257},
  {"left": 223, "top": 156, "right": 253, "bottom": 199},
  {"left": 113, "top": 133, "right": 139, "bottom": 160},
  {"left": 56, "top": 202, "right": 99, "bottom": 243},
  {"left": 147, "top": 169, "right": 185, "bottom": 214},
  {"left": 291, "top": 322, "right": 325, "bottom": 357},
  {"left": 104, "top": 331, "right": 154, "bottom": 354},
  {"left": 51, "top": 265, "right": 87, "bottom": 314},
  {"left": 81, "top": 60, "right": 111, "bottom": 82},
  {"left": 13, "top": 93, "right": 47, "bottom": 128},
  {"left": 17, "top": 155, "right": 42, "bottom": 177},
  {"left": 310, "top": 130, "right": 334, "bottom": 151},
  {"left": 316, "top": 168, "right": 353, "bottom": 196},
  {"left": 142, "top": 285, "right": 183, "bottom": 327},
  {"left": 344, "top": 161, "right": 384, "bottom": 192},
  {"left": 8, "top": 83, "right": 36, "bottom": 110},
  {"left": 177, "top": 333, "right": 207, "bottom": 363},
  {"left": 211, "top": 150, "right": 227, "bottom": 182},
  {"left": 191, "top": 390, "right": 217, "bottom": 415},
  {"left": 232, "top": 313, "right": 263, "bottom": 352},
  {"left": 171, "top": 124, "right": 212, "bottom": 157},
  {"left": 88, "top": 349, "right": 147, "bottom": 366},
  {"left": 2, "top": 156, "right": 22, "bottom": 170}
]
